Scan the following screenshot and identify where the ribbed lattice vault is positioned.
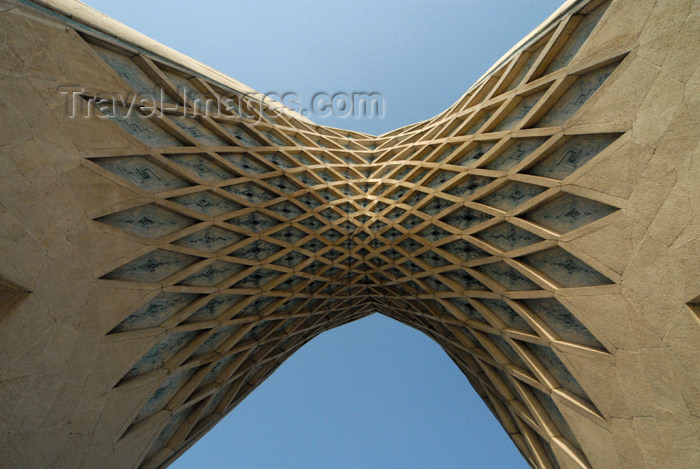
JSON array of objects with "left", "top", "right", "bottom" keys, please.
[
  {"left": 79, "top": 1, "right": 626, "bottom": 466},
  {"left": 1, "top": 0, "right": 699, "bottom": 468}
]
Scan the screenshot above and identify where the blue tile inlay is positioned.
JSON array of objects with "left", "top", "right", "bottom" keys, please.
[
  {"left": 524, "top": 192, "right": 617, "bottom": 233},
  {"left": 521, "top": 247, "right": 611, "bottom": 288},
  {"left": 94, "top": 156, "right": 189, "bottom": 192},
  {"left": 112, "top": 292, "right": 199, "bottom": 333},
  {"left": 124, "top": 331, "right": 197, "bottom": 379},
  {"left": 134, "top": 368, "right": 196, "bottom": 423},
  {"left": 522, "top": 297, "right": 604, "bottom": 349},
  {"left": 177, "top": 260, "right": 244, "bottom": 287},
  {"left": 485, "top": 137, "right": 548, "bottom": 171},
  {"left": 527, "top": 133, "right": 620, "bottom": 179},
  {"left": 170, "top": 191, "right": 243, "bottom": 217},
  {"left": 174, "top": 226, "right": 244, "bottom": 253},
  {"left": 523, "top": 341, "right": 589, "bottom": 402},
  {"left": 97, "top": 204, "right": 195, "bottom": 239},
  {"left": 185, "top": 294, "right": 243, "bottom": 323},
  {"left": 477, "top": 262, "right": 540, "bottom": 291},
  {"left": 169, "top": 154, "right": 234, "bottom": 182},
  {"left": 536, "top": 61, "right": 618, "bottom": 127},
  {"left": 479, "top": 181, "right": 546, "bottom": 211},
  {"left": 481, "top": 298, "right": 535, "bottom": 333},
  {"left": 477, "top": 222, "right": 543, "bottom": 251},
  {"left": 103, "top": 249, "right": 200, "bottom": 283}
]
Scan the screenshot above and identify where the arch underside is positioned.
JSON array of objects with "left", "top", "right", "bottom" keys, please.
[
  {"left": 1, "top": 0, "right": 698, "bottom": 468},
  {"left": 88, "top": 1, "right": 621, "bottom": 466}
]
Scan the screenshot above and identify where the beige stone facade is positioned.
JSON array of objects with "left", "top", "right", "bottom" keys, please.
[{"left": 0, "top": 0, "right": 698, "bottom": 467}]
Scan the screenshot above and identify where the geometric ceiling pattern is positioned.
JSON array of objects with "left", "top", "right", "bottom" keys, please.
[{"left": 77, "top": 1, "right": 628, "bottom": 467}]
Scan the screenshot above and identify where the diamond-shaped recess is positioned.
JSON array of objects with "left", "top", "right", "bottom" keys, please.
[
  {"left": 221, "top": 152, "right": 270, "bottom": 175},
  {"left": 442, "top": 269, "right": 488, "bottom": 290},
  {"left": 177, "top": 260, "right": 244, "bottom": 287},
  {"left": 383, "top": 248, "right": 403, "bottom": 260},
  {"left": 93, "top": 156, "right": 190, "bottom": 193},
  {"left": 385, "top": 207, "right": 405, "bottom": 220},
  {"left": 133, "top": 368, "right": 197, "bottom": 423},
  {"left": 407, "top": 168, "right": 430, "bottom": 183},
  {"left": 445, "top": 175, "right": 494, "bottom": 198},
  {"left": 476, "top": 261, "right": 540, "bottom": 291},
  {"left": 484, "top": 137, "right": 548, "bottom": 170},
  {"left": 266, "top": 176, "right": 301, "bottom": 195},
  {"left": 300, "top": 239, "right": 327, "bottom": 253},
  {"left": 418, "top": 225, "right": 451, "bottom": 243},
  {"left": 535, "top": 61, "right": 619, "bottom": 128},
  {"left": 521, "top": 247, "right": 612, "bottom": 288},
  {"left": 274, "top": 251, "right": 309, "bottom": 268},
  {"left": 298, "top": 216, "right": 326, "bottom": 232},
  {"left": 302, "top": 261, "right": 325, "bottom": 275},
  {"left": 523, "top": 192, "right": 618, "bottom": 233},
  {"left": 185, "top": 294, "right": 243, "bottom": 323},
  {"left": 404, "top": 191, "right": 427, "bottom": 206},
  {"left": 526, "top": 134, "right": 620, "bottom": 179},
  {"left": 170, "top": 191, "right": 243, "bottom": 217},
  {"left": 482, "top": 298, "right": 535, "bottom": 332},
  {"left": 382, "top": 228, "right": 402, "bottom": 241},
  {"left": 96, "top": 204, "right": 196, "bottom": 239},
  {"left": 540, "top": 0, "right": 609, "bottom": 76},
  {"left": 277, "top": 276, "right": 305, "bottom": 290},
  {"left": 492, "top": 90, "right": 545, "bottom": 132},
  {"left": 476, "top": 222, "right": 543, "bottom": 251},
  {"left": 323, "top": 249, "right": 343, "bottom": 261},
  {"left": 402, "top": 260, "right": 422, "bottom": 273},
  {"left": 460, "top": 109, "right": 493, "bottom": 136},
  {"left": 218, "top": 122, "right": 262, "bottom": 146},
  {"left": 268, "top": 201, "right": 305, "bottom": 220},
  {"left": 271, "top": 226, "right": 307, "bottom": 244},
  {"left": 386, "top": 186, "right": 409, "bottom": 200},
  {"left": 174, "top": 226, "right": 245, "bottom": 253},
  {"left": 233, "top": 268, "right": 280, "bottom": 289},
  {"left": 190, "top": 325, "right": 240, "bottom": 359},
  {"left": 226, "top": 212, "right": 280, "bottom": 233},
  {"left": 319, "top": 208, "right": 342, "bottom": 222},
  {"left": 400, "top": 214, "right": 424, "bottom": 231},
  {"left": 523, "top": 297, "right": 604, "bottom": 349},
  {"left": 262, "top": 152, "right": 296, "bottom": 169},
  {"left": 425, "top": 170, "right": 458, "bottom": 189},
  {"left": 399, "top": 238, "right": 423, "bottom": 253},
  {"left": 369, "top": 220, "right": 386, "bottom": 232},
  {"left": 110, "top": 292, "right": 199, "bottom": 333},
  {"left": 451, "top": 142, "right": 495, "bottom": 166},
  {"left": 231, "top": 240, "right": 283, "bottom": 261},
  {"left": 421, "top": 276, "right": 450, "bottom": 292},
  {"left": 322, "top": 229, "right": 343, "bottom": 243},
  {"left": 417, "top": 250, "right": 449, "bottom": 267},
  {"left": 224, "top": 182, "right": 276, "bottom": 204},
  {"left": 168, "top": 154, "right": 235, "bottom": 182},
  {"left": 122, "top": 331, "right": 197, "bottom": 380},
  {"left": 339, "top": 221, "right": 357, "bottom": 233},
  {"left": 171, "top": 116, "right": 226, "bottom": 146},
  {"left": 441, "top": 207, "right": 492, "bottom": 230},
  {"left": 478, "top": 181, "right": 546, "bottom": 211},
  {"left": 316, "top": 189, "right": 339, "bottom": 202},
  {"left": 103, "top": 249, "right": 200, "bottom": 283},
  {"left": 297, "top": 193, "right": 323, "bottom": 209},
  {"left": 449, "top": 298, "right": 488, "bottom": 324}
]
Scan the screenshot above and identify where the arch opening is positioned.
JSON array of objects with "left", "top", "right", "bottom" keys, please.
[{"left": 169, "top": 314, "right": 529, "bottom": 469}]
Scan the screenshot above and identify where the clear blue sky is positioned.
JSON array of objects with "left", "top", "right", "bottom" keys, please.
[{"left": 81, "top": 1, "right": 563, "bottom": 467}]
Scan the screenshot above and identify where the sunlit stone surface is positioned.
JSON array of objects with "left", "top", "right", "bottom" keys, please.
[{"left": 0, "top": 0, "right": 698, "bottom": 468}]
